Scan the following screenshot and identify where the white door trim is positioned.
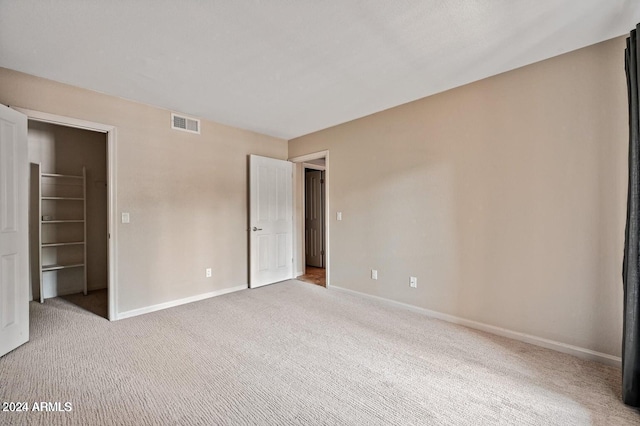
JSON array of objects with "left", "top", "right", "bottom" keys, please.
[
  {"left": 302, "top": 162, "right": 326, "bottom": 171},
  {"left": 12, "top": 107, "right": 118, "bottom": 321},
  {"left": 289, "top": 150, "right": 330, "bottom": 287}
]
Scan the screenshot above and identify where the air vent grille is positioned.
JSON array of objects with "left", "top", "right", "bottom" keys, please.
[{"left": 171, "top": 113, "right": 200, "bottom": 134}]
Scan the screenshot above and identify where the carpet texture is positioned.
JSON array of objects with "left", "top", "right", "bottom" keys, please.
[{"left": 1, "top": 280, "right": 638, "bottom": 425}]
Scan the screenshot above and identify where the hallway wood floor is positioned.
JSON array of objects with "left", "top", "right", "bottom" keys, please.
[{"left": 297, "top": 266, "right": 326, "bottom": 287}]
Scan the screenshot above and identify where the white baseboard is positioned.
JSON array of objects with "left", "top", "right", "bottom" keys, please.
[
  {"left": 330, "top": 285, "right": 621, "bottom": 368},
  {"left": 116, "top": 284, "right": 247, "bottom": 320}
]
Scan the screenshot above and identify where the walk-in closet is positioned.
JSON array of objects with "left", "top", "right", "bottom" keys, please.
[{"left": 28, "top": 121, "right": 108, "bottom": 318}]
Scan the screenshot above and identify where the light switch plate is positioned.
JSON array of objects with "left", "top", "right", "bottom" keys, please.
[
  {"left": 410, "top": 276, "right": 418, "bottom": 288},
  {"left": 121, "top": 212, "right": 130, "bottom": 224},
  {"left": 337, "top": 212, "right": 342, "bottom": 221}
]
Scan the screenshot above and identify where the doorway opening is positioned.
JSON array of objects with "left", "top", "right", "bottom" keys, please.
[
  {"left": 15, "top": 107, "right": 117, "bottom": 321},
  {"left": 290, "top": 151, "right": 329, "bottom": 288},
  {"left": 300, "top": 164, "right": 325, "bottom": 286}
]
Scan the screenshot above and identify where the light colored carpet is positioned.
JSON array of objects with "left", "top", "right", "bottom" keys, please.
[{"left": 0, "top": 280, "right": 638, "bottom": 425}]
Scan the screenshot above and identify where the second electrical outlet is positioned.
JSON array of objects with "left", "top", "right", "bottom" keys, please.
[{"left": 410, "top": 276, "right": 417, "bottom": 288}]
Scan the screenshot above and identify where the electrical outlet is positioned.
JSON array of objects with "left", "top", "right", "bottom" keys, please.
[
  {"left": 410, "top": 276, "right": 417, "bottom": 288},
  {"left": 371, "top": 269, "right": 378, "bottom": 280},
  {"left": 206, "top": 268, "right": 212, "bottom": 278}
]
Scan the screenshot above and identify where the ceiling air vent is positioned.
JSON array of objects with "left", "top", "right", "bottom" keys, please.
[{"left": 171, "top": 113, "right": 200, "bottom": 134}]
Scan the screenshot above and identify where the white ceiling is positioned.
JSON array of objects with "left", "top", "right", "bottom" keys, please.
[{"left": 1, "top": 1, "right": 639, "bottom": 139}]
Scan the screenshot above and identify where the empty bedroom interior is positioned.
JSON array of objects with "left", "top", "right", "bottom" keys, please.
[
  {"left": 290, "top": 36, "right": 627, "bottom": 360},
  {"left": 1, "top": 1, "right": 640, "bottom": 424}
]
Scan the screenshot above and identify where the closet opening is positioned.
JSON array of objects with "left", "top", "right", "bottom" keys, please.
[{"left": 28, "top": 120, "right": 109, "bottom": 319}]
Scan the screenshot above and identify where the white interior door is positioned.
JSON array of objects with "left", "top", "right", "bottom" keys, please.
[
  {"left": 249, "top": 155, "right": 293, "bottom": 288},
  {"left": 0, "top": 105, "right": 29, "bottom": 357}
]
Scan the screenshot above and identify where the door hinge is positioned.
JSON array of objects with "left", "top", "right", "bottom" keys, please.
[
  {"left": 321, "top": 250, "right": 325, "bottom": 255},
  {"left": 321, "top": 179, "right": 325, "bottom": 184}
]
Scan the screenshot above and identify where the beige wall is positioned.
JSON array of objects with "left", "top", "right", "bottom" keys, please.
[
  {"left": 289, "top": 37, "right": 628, "bottom": 357},
  {"left": 28, "top": 122, "right": 108, "bottom": 298},
  {"left": 0, "top": 67, "right": 288, "bottom": 314}
]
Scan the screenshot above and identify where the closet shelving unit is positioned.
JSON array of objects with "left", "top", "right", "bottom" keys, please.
[{"left": 38, "top": 165, "right": 87, "bottom": 303}]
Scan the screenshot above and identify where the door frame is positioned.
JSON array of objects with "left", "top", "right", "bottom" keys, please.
[
  {"left": 289, "top": 150, "right": 330, "bottom": 287},
  {"left": 13, "top": 107, "right": 118, "bottom": 321}
]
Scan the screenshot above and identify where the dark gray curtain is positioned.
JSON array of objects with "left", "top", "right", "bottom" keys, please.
[{"left": 624, "top": 24, "right": 640, "bottom": 407}]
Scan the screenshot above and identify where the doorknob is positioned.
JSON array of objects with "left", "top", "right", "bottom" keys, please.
[{"left": 252, "top": 227, "right": 263, "bottom": 231}]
